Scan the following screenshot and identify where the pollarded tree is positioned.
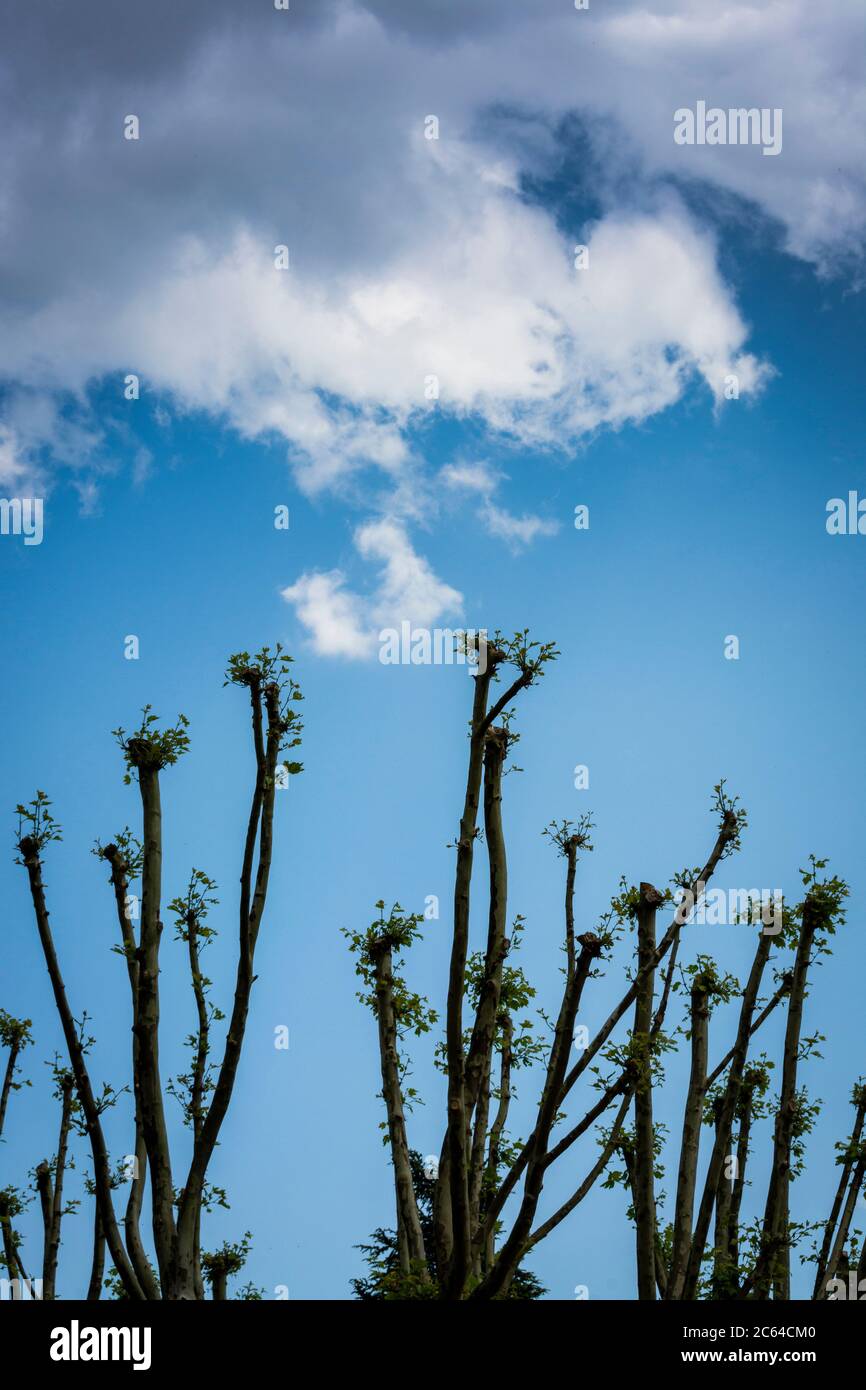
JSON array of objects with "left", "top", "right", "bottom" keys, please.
[
  {"left": 0, "top": 1025, "right": 78, "bottom": 1301},
  {"left": 604, "top": 858, "right": 853, "bottom": 1302},
  {"left": 811, "top": 1081, "right": 866, "bottom": 1298},
  {"left": 33, "top": 1061, "right": 80, "bottom": 1300},
  {"left": 13, "top": 644, "right": 303, "bottom": 1299},
  {"left": 346, "top": 630, "right": 860, "bottom": 1300},
  {"left": 350, "top": 1148, "right": 546, "bottom": 1300},
  {"left": 0, "top": 1009, "right": 33, "bottom": 1143},
  {"left": 0, "top": 1184, "right": 30, "bottom": 1295}
]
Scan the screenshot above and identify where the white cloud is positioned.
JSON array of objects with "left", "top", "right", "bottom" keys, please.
[
  {"left": 439, "top": 462, "right": 499, "bottom": 495},
  {"left": 356, "top": 518, "right": 463, "bottom": 629},
  {"left": 482, "top": 505, "right": 559, "bottom": 548},
  {"left": 0, "top": 0, "right": 801, "bottom": 503},
  {"left": 366, "top": 0, "right": 866, "bottom": 273},
  {"left": 280, "top": 570, "right": 373, "bottom": 660},
  {"left": 282, "top": 517, "right": 463, "bottom": 659},
  {"left": 0, "top": 399, "right": 103, "bottom": 495},
  {"left": 3, "top": 0, "right": 860, "bottom": 605},
  {"left": 4, "top": 196, "right": 768, "bottom": 499},
  {"left": 0, "top": 425, "right": 32, "bottom": 489},
  {"left": 440, "top": 458, "right": 559, "bottom": 549}
]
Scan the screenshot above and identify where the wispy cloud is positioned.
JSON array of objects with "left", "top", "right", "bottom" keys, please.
[
  {"left": 280, "top": 570, "right": 374, "bottom": 660},
  {"left": 282, "top": 517, "right": 463, "bottom": 659},
  {"left": 440, "top": 460, "right": 559, "bottom": 550}
]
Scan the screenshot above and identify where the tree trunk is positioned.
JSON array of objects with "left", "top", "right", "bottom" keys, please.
[
  {"left": 440, "top": 665, "right": 493, "bottom": 1295},
  {"left": 19, "top": 837, "right": 143, "bottom": 1299},
  {"left": 817, "top": 1154, "right": 866, "bottom": 1298},
  {"left": 175, "top": 681, "right": 280, "bottom": 1295},
  {"left": 728, "top": 1089, "right": 754, "bottom": 1281},
  {"left": 472, "top": 925, "right": 601, "bottom": 1299},
  {"left": 667, "top": 977, "right": 710, "bottom": 1299},
  {"left": 755, "top": 903, "right": 817, "bottom": 1298},
  {"left": 463, "top": 729, "right": 509, "bottom": 1123},
  {"left": 87, "top": 1207, "right": 105, "bottom": 1300},
  {"left": 681, "top": 931, "right": 773, "bottom": 1299},
  {"left": 633, "top": 882, "right": 663, "bottom": 1301},
  {"left": 133, "top": 763, "right": 178, "bottom": 1291},
  {"left": 40, "top": 1072, "right": 74, "bottom": 1298},
  {"left": 102, "top": 845, "right": 161, "bottom": 1300},
  {"left": 481, "top": 1013, "right": 512, "bottom": 1273},
  {"left": 0, "top": 1039, "right": 21, "bottom": 1140},
  {"left": 371, "top": 939, "right": 428, "bottom": 1275},
  {"left": 813, "top": 1090, "right": 866, "bottom": 1298}
]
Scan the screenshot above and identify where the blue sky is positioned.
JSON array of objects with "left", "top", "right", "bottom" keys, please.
[{"left": 1, "top": 0, "right": 865, "bottom": 1300}]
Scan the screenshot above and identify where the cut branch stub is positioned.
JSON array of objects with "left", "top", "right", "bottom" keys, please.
[
  {"left": 576, "top": 931, "right": 603, "bottom": 960},
  {"left": 638, "top": 882, "right": 665, "bottom": 912},
  {"left": 17, "top": 835, "right": 38, "bottom": 865}
]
